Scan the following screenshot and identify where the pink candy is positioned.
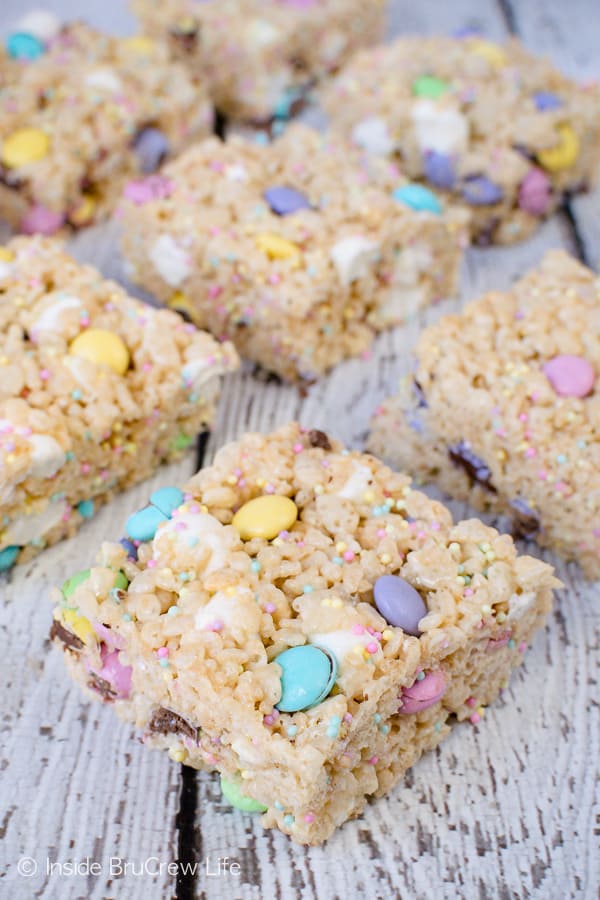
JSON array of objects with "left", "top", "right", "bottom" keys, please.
[
  {"left": 20, "top": 204, "right": 65, "bottom": 235},
  {"left": 487, "top": 630, "right": 512, "bottom": 650},
  {"left": 123, "top": 175, "right": 174, "bottom": 206},
  {"left": 97, "top": 644, "right": 132, "bottom": 698},
  {"left": 543, "top": 354, "right": 595, "bottom": 398},
  {"left": 518, "top": 168, "right": 552, "bottom": 216},
  {"left": 398, "top": 669, "right": 446, "bottom": 715}
]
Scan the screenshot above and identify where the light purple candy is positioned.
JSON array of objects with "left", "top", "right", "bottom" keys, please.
[
  {"left": 518, "top": 167, "right": 552, "bottom": 216},
  {"left": 423, "top": 151, "right": 456, "bottom": 189},
  {"left": 373, "top": 574, "right": 427, "bottom": 635},
  {"left": 20, "top": 204, "right": 64, "bottom": 235},
  {"left": 533, "top": 91, "right": 563, "bottom": 111},
  {"left": 462, "top": 176, "right": 503, "bottom": 206},
  {"left": 264, "top": 185, "right": 311, "bottom": 216},
  {"left": 133, "top": 127, "right": 170, "bottom": 174},
  {"left": 543, "top": 355, "right": 595, "bottom": 398}
]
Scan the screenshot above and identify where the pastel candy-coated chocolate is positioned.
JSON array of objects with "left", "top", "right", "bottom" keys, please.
[
  {"left": 126, "top": 505, "right": 168, "bottom": 542},
  {"left": 21, "top": 204, "right": 65, "bottom": 235},
  {"left": 399, "top": 670, "right": 446, "bottom": 714},
  {"left": 233, "top": 495, "right": 298, "bottom": 541},
  {"left": 2, "top": 128, "right": 50, "bottom": 168},
  {"left": 123, "top": 174, "right": 174, "bottom": 206},
  {"left": 62, "top": 607, "right": 94, "bottom": 643},
  {"left": 77, "top": 499, "right": 95, "bottom": 519},
  {"left": 423, "top": 151, "right": 456, "bottom": 189},
  {"left": 6, "top": 32, "right": 45, "bottom": 60},
  {"left": 537, "top": 124, "right": 579, "bottom": 171},
  {"left": 69, "top": 328, "right": 130, "bottom": 375},
  {"left": 0, "top": 545, "right": 20, "bottom": 571},
  {"left": 533, "top": 91, "right": 563, "bottom": 111},
  {"left": 393, "top": 184, "right": 442, "bottom": 214},
  {"left": 518, "top": 168, "right": 552, "bottom": 216},
  {"left": 275, "top": 645, "right": 337, "bottom": 712},
  {"left": 461, "top": 175, "right": 503, "bottom": 206},
  {"left": 61, "top": 568, "right": 91, "bottom": 599},
  {"left": 133, "top": 127, "right": 170, "bottom": 174},
  {"left": 256, "top": 233, "right": 301, "bottom": 260},
  {"left": 120, "top": 537, "right": 138, "bottom": 560},
  {"left": 220, "top": 776, "right": 267, "bottom": 813},
  {"left": 467, "top": 38, "right": 506, "bottom": 67},
  {"left": 412, "top": 74, "right": 449, "bottom": 99},
  {"left": 97, "top": 644, "right": 132, "bottom": 698},
  {"left": 373, "top": 574, "right": 427, "bottom": 635},
  {"left": 543, "top": 355, "right": 595, "bottom": 398},
  {"left": 150, "top": 486, "right": 185, "bottom": 517},
  {"left": 264, "top": 185, "right": 311, "bottom": 216}
]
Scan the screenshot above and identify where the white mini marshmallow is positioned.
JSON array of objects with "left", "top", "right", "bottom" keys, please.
[
  {"left": 14, "top": 9, "right": 61, "bottom": 42},
  {"left": 351, "top": 117, "right": 395, "bottom": 155},
  {"left": 3, "top": 499, "right": 67, "bottom": 546},
  {"left": 310, "top": 630, "right": 381, "bottom": 671},
  {"left": 330, "top": 236, "right": 379, "bottom": 285},
  {"left": 225, "top": 164, "right": 248, "bottom": 182},
  {"left": 154, "top": 512, "right": 229, "bottom": 574},
  {"left": 85, "top": 68, "right": 124, "bottom": 94},
  {"left": 338, "top": 464, "right": 373, "bottom": 501},
  {"left": 150, "top": 235, "right": 191, "bottom": 287},
  {"left": 31, "top": 294, "right": 82, "bottom": 335},
  {"left": 411, "top": 99, "right": 469, "bottom": 155},
  {"left": 507, "top": 591, "right": 536, "bottom": 623},
  {"left": 27, "top": 434, "right": 67, "bottom": 479}
]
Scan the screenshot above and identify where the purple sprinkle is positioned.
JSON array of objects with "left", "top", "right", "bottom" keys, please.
[
  {"left": 263, "top": 185, "right": 311, "bottom": 216},
  {"left": 119, "top": 537, "right": 138, "bottom": 560},
  {"left": 533, "top": 91, "right": 563, "bottom": 112},
  {"left": 423, "top": 151, "right": 456, "bottom": 190},
  {"left": 461, "top": 175, "right": 503, "bottom": 206}
]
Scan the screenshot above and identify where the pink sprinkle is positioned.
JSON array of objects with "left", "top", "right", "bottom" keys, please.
[
  {"left": 265, "top": 603, "right": 276, "bottom": 614},
  {"left": 464, "top": 588, "right": 474, "bottom": 597},
  {"left": 466, "top": 696, "right": 476, "bottom": 707},
  {"left": 147, "top": 559, "right": 157, "bottom": 568},
  {"left": 366, "top": 642, "right": 379, "bottom": 654},
  {"left": 206, "top": 620, "right": 223, "bottom": 632},
  {"left": 525, "top": 448, "right": 537, "bottom": 458},
  {"left": 293, "top": 443, "right": 303, "bottom": 454},
  {"left": 519, "top": 413, "right": 528, "bottom": 422},
  {"left": 368, "top": 755, "right": 378, "bottom": 765},
  {"left": 343, "top": 550, "right": 355, "bottom": 562},
  {"left": 377, "top": 529, "right": 386, "bottom": 538},
  {"left": 81, "top": 463, "right": 91, "bottom": 474},
  {"left": 304, "top": 813, "right": 315, "bottom": 824},
  {"left": 157, "top": 647, "right": 169, "bottom": 658},
  {"left": 518, "top": 642, "right": 527, "bottom": 653},
  {"left": 39, "top": 369, "right": 50, "bottom": 380},
  {"left": 343, "top": 713, "right": 353, "bottom": 723},
  {"left": 265, "top": 484, "right": 275, "bottom": 494},
  {"left": 208, "top": 284, "right": 222, "bottom": 298},
  {"left": 470, "top": 713, "right": 481, "bottom": 725},
  {"left": 538, "top": 470, "right": 548, "bottom": 481},
  {"left": 352, "top": 624, "right": 365, "bottom": 635},
  {"left": 143, "top": 362, "right": 152, "bottom": 372}
]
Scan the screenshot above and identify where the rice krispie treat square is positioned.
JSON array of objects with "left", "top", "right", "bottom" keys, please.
[
  {"left": 369, "top": 250, "right": 600, "bottom": 579},
  {"left": 0, "top": 237, "right": 237, "bottom": 571},
  {"left": 50, "top": 422, "right": 558, "bottom": 844},
  {"left": 131, "top": 0, "right": 385, "bottom": 123},
  {"left": 120, "top": 125, "right": 469, "bottom": 382},
  {"left": 322, "top": 35, "right": 600, "bottom": 245},
  {"left": 0, "top": 18, "right": 213, "bottom": 234}
]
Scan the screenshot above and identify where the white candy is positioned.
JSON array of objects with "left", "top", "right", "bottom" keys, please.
[
  {"left": 85, "top": 68, "right": 124, "bottom": 94},
  {"left": 351, "top": 117, "right": 395, "bottom": 156},
  {"left": 195, "top": 587, "right": 258, "bottom": 632},
  {"left": 14, "top": 8, "right": 60, "bottom": 42},
  {"left": 154, "top": 512, "right": 229, "bottom": 574},
  {"left": 31, "top": 294, "right": 82, "bottom": 335},
  {"left": 411, "top": 99, "right": 469, "bottom": 155},
  {"left": 149, "top": 235, "right": 191, "bottom": 287},
  {"left": 27, "top": 434, "right": 67, "bottom": 479},
  {"left": 330, "top": 236, "right": 379, "bottom": 285},
  {"left": 3, "top": 499, "right": 67, "bottom": 546},
  {"left": 337, "top": 463, "right": 374, "bottom": 502}
]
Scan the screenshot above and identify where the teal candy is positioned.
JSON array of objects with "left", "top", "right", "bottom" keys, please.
[
  {"left": 7, "top": 33, "right": 45, "bottom": 60},
  {"left": 150, "top": 486, "right": 185, "bottom": 517},
  {"left": 77, "top": 499, "right": 95, "bottom": 519},
  {"left": 0, "top": 545, "right": 20, "bottom": 571},
  {"left": 126, "top": 505, "right": 168, "bottom": 542},
  {"left": 275, "top": 645, "right": 337, "bottom": 712},
  {"left": 393, "top": 184, "right": 442, "bottom": 214}
]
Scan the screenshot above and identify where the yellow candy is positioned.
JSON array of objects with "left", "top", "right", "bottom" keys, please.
[
  {"left": 256, "top": 233, "right": 301, "bottom": 261},
  {"left": 233, "top": 495, "right": 298, "bottom": 541},
  {"left": 168, "top": 291, "right": 199, "bottom": 322},
  {"left": 69, "top": 328, "right": 130, "bottom": 375},
  {"left": 122, "top": 35, "right": 155, "bottom": 54},
  {"left": 62, "top": 608, "right": 94, "bottom": 644},
  {"left": 468, "top": 38, "right": 507, "bottom": 68},
  {"left": 1, "top": 127, "right": 50, "bottom": 168},
  {"left": 0, "top": 247, "right": 14, "bottom": 262},
  {"left": 69, "top": 194, "right": 97, "bottom": 227},
  {"left": 537, "top": 124, "right": 579, "bottom": 172}
]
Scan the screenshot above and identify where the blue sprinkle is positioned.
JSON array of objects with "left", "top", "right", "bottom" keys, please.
[
  {"left": 251, "top": 560, "right": 261, "bottom": 572},
  {"left": 416, "top": 671, "right": 426, "bottom": 681},
  {"left": 380, "top": 725, "right": 390, "bottom": 735},
  {"left": 373, "top": 713, "right": 382, "bottom": 724},
  {"left": 508, "top": 639, "right": 516, "bottom": 649},
  {"left": 167, "top": 605, "right": 179, "bottom": 616},
  {"left": 71, "top": 390, "right": 82, "bottom": 401},
  {"left": 326, "top": 715, "right": 342, "bottom": 739},
  {"left": 302, "top": 585, "right": 314, "bottom": 594},
  {"left": 283, "top": 814, "right": 295, "bottom": 827},
  {"left": 274, "top": 801, "right": 284, "bottom": 811},
  {"left": 77, "top": 499, "right": 95, "bottom": 519},
  {"left": 287, "top": 725, "right": 298, "bottom": 737},
  {"left": 122, "top": 613, "right": 132, "bottom": 622},
  {"left": 332, "top": 556, "right": 343, "bottom": 565},
  {"left": 65, "top": 451, "right": 75, "bottom": 462}
]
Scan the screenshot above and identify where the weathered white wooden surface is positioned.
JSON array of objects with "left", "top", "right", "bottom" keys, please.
[{"left": 1, "top": 2, "right": 599, "bottom": 899}]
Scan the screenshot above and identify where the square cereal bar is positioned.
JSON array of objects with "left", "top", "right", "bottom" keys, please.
[
  {"left": 0, "top": 19, "right": 213, "bottom": 234},
  {"left": 369, "top": 250, "right": 600, "bottom": 578},
  {"left": 0, "top": 237, "right": 237, "bottom": 571},
  {"left": 131, "top": 0, "right": 385, "bottom": 122},
  {"left": 323, "top": 35, "right": 600, "bottom": 245},
  {"left": 50, "top": 422, "right": 558, "bottom": 844},
  {"left": 120, "top": 125, "right": 469, "bottom": 382}
]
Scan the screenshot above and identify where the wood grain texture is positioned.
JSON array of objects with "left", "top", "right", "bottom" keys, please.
[{"left": 1, "top": 2, "right": 599, "bottom": 899}]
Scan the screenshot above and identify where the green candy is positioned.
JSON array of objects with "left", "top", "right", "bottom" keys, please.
[
  {"left": 61, "top": 568, "right": 91, "bottom": 599},
  {"left": 113, "top": 571, "right": 129, "bottom": 590},
  {"left": 412, "top": 74, "right": 449, "bottom": 99},
  {"left": 171, "top": 432, "right": 194, "bottom": 452},
  {"left": 220, "top": 776, "right": 267, "bottom": 813}
]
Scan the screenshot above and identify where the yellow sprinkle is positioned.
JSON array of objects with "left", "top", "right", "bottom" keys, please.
[
  {"left": 122, "top": 35, "right": 155, "bottom": 54},
  {"left": 382, "top": 629, "right": 394, "bottom": 641},
  {"left": 336, "top": 541, "right": 347, "bottom": 553},
  {"left": 537, "top": 124, "right": 579, "bottom": 172},
  {"left": 331, "top": 597, "right": 343, "bottom": 609},
  {"left": 240, "top": 770, "right": 251, "bottom": 779},
  {"left": 364, "top": 491, "right": 375, "bottom": 503},
  {"left": 477, "top": 706, "right": 485, "bottom": 717},
  {"left": 256, "top": 233, "right": 301, "bottom": 261},
  {"left": 226, "top": 475, "right": 238, "bottom": 485},
  {"left": 0, "top": 247, "right": 14, "bottom": 262},
  {"left": 380, "top": 553, "right": 391, "bottom": 565},
  {"left": 314, "top": 484, "right": 324, "bottom": 495},
  {"left": 481, "top": 605, "right": 492, "bottom": 616},
  {"left": 1, "top": 128, "right": 50, "bottom": 168},
  {"left": 168, "top": 747, "right": 187, "bottom": 763}
]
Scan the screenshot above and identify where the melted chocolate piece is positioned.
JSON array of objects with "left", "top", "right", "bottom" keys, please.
[
  {"left": 88, "top": 673, "right": 117, "bottom": 701},
  {"left": 473, "top": 217, "right": 501, "bottom": 246},
  {"left": 510, "top": 497, "right": 541, "bottom": 539},
  {"left": 148, "top": 707, "right": 199, "bottom": 743},
  {"left": 308, "top": 429, "right": 332, "bottom": 450},
  {"left": 49, "top": 620, "right": 84, "bottom": 652},
  {"left": 448, "top": 442, "right": 497, "bottom": 492}
]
